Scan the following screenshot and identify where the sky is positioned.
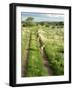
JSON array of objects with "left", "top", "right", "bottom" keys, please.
[{"left": 21, "top": 12, "right": 64, "bottom": 22}]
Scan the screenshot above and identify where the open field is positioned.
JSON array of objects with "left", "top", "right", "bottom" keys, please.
[{"left": 21, "top": 22, "right": 64, "bottom": 77}]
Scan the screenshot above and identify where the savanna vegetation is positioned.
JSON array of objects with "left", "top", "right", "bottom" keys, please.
[{"left": 21, "top": 16, "right": 64, "bottom": 77}]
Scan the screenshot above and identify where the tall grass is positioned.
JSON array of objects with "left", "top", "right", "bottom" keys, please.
[
  {"left": 26, "top": 27, "right": 48, "bottom": 77},
  {"left": 38, "top": 25, "right": 64, "bottom": 75}
]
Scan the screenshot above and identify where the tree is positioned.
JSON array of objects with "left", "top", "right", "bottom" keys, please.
[
  {"left": 24, "top": 17, "right": 35, "bottom": 27},
  {"left": 26, "top": 17, "right": 34, "bottom": 22}
]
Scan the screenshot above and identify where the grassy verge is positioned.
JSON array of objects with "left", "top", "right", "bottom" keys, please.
[
  {"left": 21, "top": 27, "right": 30, "bottom": 76},
  {"left": 44, "top": 43, "right": 64, "bottom": 75},
  {"left": 38, "top": 26, "right": 64, "bottom": 75},
  {"left": 26, "top": 27, "right": 48, "bottom": 77}
]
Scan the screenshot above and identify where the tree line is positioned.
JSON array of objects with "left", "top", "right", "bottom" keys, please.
[{"left": 22, "top": 17, "right": 64, "bottom": 27}]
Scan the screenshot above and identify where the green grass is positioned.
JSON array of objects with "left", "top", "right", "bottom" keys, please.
[
  {"left": 21, "top": 27, "right": 30, "bottom": 76},
  {"left": 26, "top": 27, "right": 48, "bottom": 76},
  {"left": 38, "top": 25, "right": 64, "bottom": 75},
  {"left": 21, "top": 24, "right": 64, "bottom": 76},
  {"left": 21, "top": 28, "right": 30, "bottom": 52},
  {"left": 44, "top": 43, "right": 64, "bottom": 75}
]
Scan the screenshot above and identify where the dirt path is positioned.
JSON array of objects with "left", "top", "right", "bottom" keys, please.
[
  {"left": 38, "top": 37, "right": 53, "bottom": 76},
  {"left": 40, "top": 46, "right": 53, "bottom": 76}
]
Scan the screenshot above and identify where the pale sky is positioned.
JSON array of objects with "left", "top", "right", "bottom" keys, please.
[{"left": 21, "top": 12, "right": 64, "bottom": 22}]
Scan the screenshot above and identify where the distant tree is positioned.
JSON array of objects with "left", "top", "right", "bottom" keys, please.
[
  {"left": 44, "top": 22, "right": 49, "bottom": 27},
  {"left": 26, "top": 17, "right": 34, "bottom": 22},
  {"left": 59, "top": 22, "right": 64, "bottom": 25},
  {"left": 24, "top": 17, "right": 35, "bottom": 27}
]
